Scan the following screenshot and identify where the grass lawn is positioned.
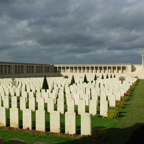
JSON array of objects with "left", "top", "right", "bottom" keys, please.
[{"left": 0, "top": 79, "right": 144, "bottom": 144}]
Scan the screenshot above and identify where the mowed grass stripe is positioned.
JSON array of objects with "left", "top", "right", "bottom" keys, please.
[
  {"left": 96, "top": 79, "right": 144, "bottom": 144},
  {"left": 0, "top": 79, "right": 144, "bottom": 144}
]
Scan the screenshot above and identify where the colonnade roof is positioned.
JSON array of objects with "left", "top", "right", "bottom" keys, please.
[
  {"left": 0, "top": 62, "right": 134, "bottom": 66},
  {"left": 54, "top": 64, "right": 131, "bottom": 66},
  {"left": 0, "top": 62, "right": 52, "bottom": 65}
]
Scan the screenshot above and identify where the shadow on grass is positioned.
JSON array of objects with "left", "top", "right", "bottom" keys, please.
[
  {"left": 124, "top": 104, "right": 130, "bottom": 108},
  {"left": 118, "top": 111, "right": 127, "bottom": 118},
  {"left": 56, "top": 123, "right": 144, "bottom": 144}
]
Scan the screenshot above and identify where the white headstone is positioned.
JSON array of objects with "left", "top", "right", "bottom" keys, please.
[
  {"left": 3, "top": 96, "right": 9, "bottom": 109},
  {"left": 78, "top": 100, "right": 85, "bottom": 115},
  {"left": 109, "top": 95, "right": 116, "bottom": 107},
  {"left": 73, "top": 94, "right": 80, "bottom": 105},
  {"left": 58, "top": 93, "right": 64, "bottom": 99},
  {"left": 116, "top": 91, "right": 121, "bottom": 101},
  {"left": 65, "top": 112, "right": 76, "bottom": 134},
  {"left": 29, "top": 92, "right": 34, "bottom": 97},
  {"left": 83, "top": 94, "right": 89, "bottom": 106},
  {"left": 23, "top": 109, "right": 32, "bottom": 130},
  {"left": 20, "top": 97, "right": 26, "bottom": 111},
  {"left": 38, "top": 98, "right": 45, "bottom": 111},
  {"left": 36, "top": 110, "right": 46, "bottom": 131},
  {"left": 67, "top": 99, "right": 75, "bottom": 113},
  {"left": 47, "top": 98, "right": 54, "bottom": 113},
  {"left": 11, "top": 96, "right": 17, "bottom": 108},
  {"left": 81, "top": 113, "right": 92, "bottom": 135},
  {"left": 49, "top": 93, "right": 57, "bottom": 104},
  {"left": 50, "top": 111, "right": 60, "bottom": 133},
  {"left": 0, "top": 107, "right": 6, "bottom": 126},
  {"left": 10, "top": 108, "right": 19, "bottom": 128},
  {"left": 29, "top": 97, "right": 35, "bottom": 111},
  {"left": 89, "top": 100, "right": 97, "bottom": 116},
  {"left": 100, "top": 100, "right": 108, "bottom": 117},
  {"left": 57, "top": 99, "right": 64, "bottom": 114}
]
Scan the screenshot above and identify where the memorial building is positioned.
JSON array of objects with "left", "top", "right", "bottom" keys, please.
[{"left": 0, "top": 54, "right": 144, "bottom": 78}]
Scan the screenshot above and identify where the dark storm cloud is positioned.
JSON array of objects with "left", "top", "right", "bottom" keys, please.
[{"left": 0, "top": 0, "right": 144, "bottom": 64}]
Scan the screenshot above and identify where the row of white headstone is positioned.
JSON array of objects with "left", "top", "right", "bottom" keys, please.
[
  {"left": 0, "top": 96, "right": 108, "bottom": 117},
  {"left": 0, "top": 107, "right": 92, "bottom": 135}
]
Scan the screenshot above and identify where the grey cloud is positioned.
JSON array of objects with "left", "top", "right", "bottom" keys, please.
[{"left": 0, "top": 0, "right": 144, "bottom": 64}]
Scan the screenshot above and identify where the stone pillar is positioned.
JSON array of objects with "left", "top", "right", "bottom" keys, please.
[
  {"left": 24, "top": 65, "right": 26, "bottom": 74},
  {"left": 106, "top": 66, "right": 108, "bottom": 73},
  {"left": 91, "top": 67, "right": 93, "bottom": 73},
  {"left": 116, "top": 66, "right": 118, "bottom": 73},
  {"left": 20, "top": 66, "right": 21, "bottom": 74},
  {"left": 98, "top": 67, "right": 100, "bottom": 73},
  {"left": 33, "top": 66, "right": 36, "bottom": 73},
  {"left": 42, "top": 66, "right": 44, "bottom": 73},
  {"left": 5, "top": 65, "right": 7, "bottom": 74},
  {"left": 94, "top": 67, "right": 96, "bottom": 73},
  {"left": 82, "top": 67, "right": 84, "bottom": 73},
  {"left": 11, "top": 65, "right": 14, "bottom": 74},
  {"left": 3, "top": 65, "right": 5, "bottom": 74},
  {"left": 112, "top": 67, "right": 114, "bottom": 73},
  {"left": 102, "top": 67, "right": 104, "bottom": 73},
  {"left": 107, "top": 67, "right": 109, "bottom": 73},
  {"left": 110, "top": 67, "right": 112, "bottom": 73}
]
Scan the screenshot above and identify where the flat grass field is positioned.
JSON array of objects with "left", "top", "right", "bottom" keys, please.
[{"left": 0, "top": 79, "right": 144, "bottom": 144}]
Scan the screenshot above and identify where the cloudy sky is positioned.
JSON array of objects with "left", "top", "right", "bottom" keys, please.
[{"left": 0, "top": 0, "right": 144, "bottom": 65}]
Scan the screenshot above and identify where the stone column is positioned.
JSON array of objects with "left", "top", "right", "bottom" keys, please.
[
  {"left": 110, "top": 67, "right": 112, "bottom": 73},
  {"left": 98, "top": 67, "right": 100, "bottom": 73},
  {"left": 33, "top": 66, "right": 36, "bottom": 73},
  {"left": 42, "top": 66, "right": 44, "bottom": 73},
  {"left": 102, "top": 67, "right": 104, "bottom": 73},
  {"left": 107, "top": 67, "right": 109, "bottom": 73},
  {"left": 82, "top": 67, "right": 84, "bottom": 73},
  {"left": 20, "top": 66, "right": 21, "bottom": 74},
  {"left": 91, "top": 67, "right": 93, "bottom": 73},
  {"left": 3, "top": 65, "right": 5, "bottom": 74},
  {"left": 5, "top": 65, "right": 6, "bottom": 74},
  {"left": 62, "top": 67, "right": 63, "bottom": 73},
  {"left": 24, "top": 65, "right": 26, "bottom": 74},
  {"left": 121, "top": 66, "right": 123, "bottom": 73},
  {"left": 64, "top": 67, "right": 66, "bottom": 73},
  {"left": 87, "top": 67, "right": 89, "bottom": 73},
  {"left": 94, "top": 67, "right": 96, "bottom": 73}
]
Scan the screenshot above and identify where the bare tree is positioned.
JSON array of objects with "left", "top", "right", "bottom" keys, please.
[{"left": 11, "top": 77, "right": 16, "bottom": 87}]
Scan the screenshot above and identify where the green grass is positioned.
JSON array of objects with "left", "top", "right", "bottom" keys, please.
[{"left": 0, "top": 79, "right": 144, "bottom": 144}]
